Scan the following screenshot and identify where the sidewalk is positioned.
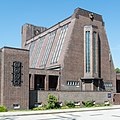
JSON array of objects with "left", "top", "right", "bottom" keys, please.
[{"left": 0, "top": 105, "right": 120, "bottom": 117}]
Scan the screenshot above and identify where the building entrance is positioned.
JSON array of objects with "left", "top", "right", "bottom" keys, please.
[
  {"left": 34, "top": 75, "right": 45, "bottom": 90},
  {"left": 49, "top": 75, "right": 58, "bottom": 91}
]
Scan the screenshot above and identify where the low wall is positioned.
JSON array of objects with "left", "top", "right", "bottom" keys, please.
[{"left": 30, "top": 90, "right": 112, "bottom": 108}]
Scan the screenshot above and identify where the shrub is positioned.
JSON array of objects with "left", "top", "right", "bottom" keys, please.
[
  {"left": 82, "top": 101, "right": 94, "bottom": 107},
  {"left": 0, "top": 106, "right": 7, "bottom": 112},
  {"left": 46, "top": 94, "right": 60, "bottom": 109},
  {"left": 65, "top": 101, "right": 75, "bottom": 108}
]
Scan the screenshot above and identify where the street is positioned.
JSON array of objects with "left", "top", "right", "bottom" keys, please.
[{"left": 0, "top": 108, "right": 120, "bottom": 120}]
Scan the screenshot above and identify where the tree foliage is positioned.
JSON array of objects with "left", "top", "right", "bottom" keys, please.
[
  {"left": 46, "top": 94, "right": 60, "bottom": 109},
  {"left": 115, "top": 68, "right": 120, "bottom": 73}
]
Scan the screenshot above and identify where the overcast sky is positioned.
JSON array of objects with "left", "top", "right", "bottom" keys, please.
[{"left": 0, "top": 0, "right": 120, "bottom": 68}]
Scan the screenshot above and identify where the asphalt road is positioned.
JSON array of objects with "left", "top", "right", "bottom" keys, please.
[{"left": 0, "top": 108, "right": 120, "bottom": 120}]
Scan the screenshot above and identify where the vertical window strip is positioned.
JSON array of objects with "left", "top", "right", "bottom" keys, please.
[
  {"left": 31, "top": 37, "right": 45, "bottom": 68},
  {"left": 35, "top": 37, "right": 45, "bottom": 67},
  {"left": 45, "top": 31, "right": 56, "bottom": 64},
  {"left": 29, "top": 42, "right": 35, "bottom": 58},
  {"left": 88, "top": 32, "right": 90, "bottom": 72},
  {"left": 54, "top": 27, "right": 66, "bottom": 62},
  {"left": 41, "top": 34, "right": 50, "bottom": 66},
  {"left": 40, "top": 35, "right": 51, "bottom": 66},
  {"left": 86, "top": 31, "right": 88, "bottom": 72},
  {"left": 43, "top": 35, "right": 52, "bottom": 64},
  {"left": 30, "top": 41, "right": 39, "bottom": 68},
  {"left": 40, "top": 31, "right": 56, "bottom": 67},
  {"left": 51, "top": 27, "right": 63, "bottom": 64},
  {"left": 51, "top": 24, "right": 68, "bottom": 64},
  {"left": 93, "top": 32, "right": 97, "bottom": 73},
  {"left": 56, "top": 26, "right": 68, "bottom": 62},
  {"left": 30, "top": 41, "right": 38, "bottom": 67},
  {"left": 86, "top": 31, "right": 90, "bottom": 73}
]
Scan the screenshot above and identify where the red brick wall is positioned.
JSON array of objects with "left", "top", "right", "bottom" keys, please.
[{"left": 1, "top": 47, "right": 29, "bottom": 110}]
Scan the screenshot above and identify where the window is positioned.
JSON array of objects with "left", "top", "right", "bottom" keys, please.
[
  {"left": 30, "top": 36, "right": 45, "bottom": 68},
  {"left": 104, "top": 82, "right": 113, "bottom": 91},
  {"left": 29, "top": 41, "right": 35, "bottom": 57},
  {"left": 104, "top": 82, "right": 112, "bottom": 87},
  {"left": 12, "top": 61, "right": 22, "bottom": 86},
  {"left": 86, "top": 31, "right": 90, "bottom": 73},
  {"left": 67, "top": 81, "right": 70, "bottom": 85},
  {"left": 67, "top": 81, "right": 79, "bottom": 86},
  {"left": 40, "top": 30, "right": 56, "bottom": 67},
  {"left": 51, "top": 24, "right": 68, "bottom": 64},
  {"left": 34, "top": 75, "right": 45, "bottom": 90},
  {"left": 93, "top": 32, "right": 97, "bottom": 73}
]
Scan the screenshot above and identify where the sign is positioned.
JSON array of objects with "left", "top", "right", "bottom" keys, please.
[{"left": 108, "top": 93, "right": 111, "bottom": 98}]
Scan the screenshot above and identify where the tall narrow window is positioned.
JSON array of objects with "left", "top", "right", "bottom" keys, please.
[
  {"left": 29, "top": 41, "right": 35, "bottom": 58},
  {"left": 30, "top": 36, "right": 45, "bottom": 68},
  {"left": 12, "top": 61, "right": 22, "bottom": 86},
  {"left": 51, "top": 24, "right": 68, "bottom": 64},
  {"left": 40, "top": 30, "right": 56, "bottom": 67},
  {"left": 93, "top": 32, "right": 97, "bottom": 73},
  {"left": 86, "top": 31, "right": 90, "bottom": 73},
  {"left": 29, "top": 41, "right": 36, "bottom": 67}
]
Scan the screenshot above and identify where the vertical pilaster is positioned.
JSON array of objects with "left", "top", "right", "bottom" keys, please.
[
  {"left": 29, "top": 74, "right": 35, "bottom": 90},
  {"left": 91, "top": 80, "right": 94, "bottom": 91},
  {"left": 45, "top": 75, "right": 49, "bottom": 90},
  {"left": 56, "top": 76, "right": 60, "bottom": 90}
]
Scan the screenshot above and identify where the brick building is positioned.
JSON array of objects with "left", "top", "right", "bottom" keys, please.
[
  {"left": 0, "top": 8, "right": 117, "bottom": 109},
  {"left": 0, "top": 47, "right": 29, "bottom": 109}
]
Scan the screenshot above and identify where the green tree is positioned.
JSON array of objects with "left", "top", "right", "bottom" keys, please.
[{"left": 115, "top": 68, "right": 120, "bottom": 73}]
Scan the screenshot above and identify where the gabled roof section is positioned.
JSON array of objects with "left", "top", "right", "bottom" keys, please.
[
  {"left": 72, "top": 8, "right": 103, "bottom": 22},
  {"left": 22, "top": 7, "right": 104, "bottom": 69}
]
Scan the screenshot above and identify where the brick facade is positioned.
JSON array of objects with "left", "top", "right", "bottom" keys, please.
[
  {"left": 0, "top": 47, "right": 29, "bottom": 110},
  {"left": 0, "top": 8, "right": 118, "bottom": 109},
  {"left": 24, "top": 8, "right": 116, "bottom": 108}
]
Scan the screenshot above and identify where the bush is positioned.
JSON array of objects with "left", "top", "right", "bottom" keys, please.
[
  {"left": 65, "top": 101, "right": 75, "bottom": 108},
  {"left": 0, "top": 106, "right": 7, "bottom": 112},
  {"left": 46, "top": 94, "right": 60, "bottom": 109},
  {"left": 82, "top": 101, "right": 94, "bottom": 107}
]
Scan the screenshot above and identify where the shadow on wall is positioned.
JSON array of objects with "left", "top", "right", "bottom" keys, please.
[{"left": 29, "top": 91, "right": 37, "bottom": 109}]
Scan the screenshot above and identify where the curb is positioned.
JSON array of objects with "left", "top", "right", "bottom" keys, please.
[{"left": 0, "top": 106, "right": 120, "bottom": 117}]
